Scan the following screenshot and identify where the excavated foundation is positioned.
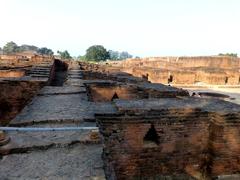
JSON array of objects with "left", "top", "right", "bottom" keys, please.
[
  {"left": 0, "top": 81, "right": 45, "bottom": 125},
  {"left": 0, "top": 59, "right": 240, "bottom": 180},
  {"left": 87, "top": 84, "right": 146, "bottom": 102},
  {"left": 49, "top": 60, "right": 68, "bottom": 86}
]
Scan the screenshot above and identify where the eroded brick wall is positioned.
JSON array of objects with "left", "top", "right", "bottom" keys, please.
[
  {"left": 0, "top": 54, "right": 54, "bottom": 67},
  {"left": 120, "top": 57, "right": 240, "bottom": 69},
  {"left": 112, "top": 56, "right": 240, "bottom": 85},
  {"left": 97, "top": 110, "right": 240, "bottom": 179},
  {"left": 210, "top": 114, "right": 240, "bottom": 176},
  {"left": 0, "top": 80, "right": 45, "bottom": 125},
  {"left": 87, "top": 83, "right": 189, "bottom": 102},
  {"left": 0, "top": 70, "right": 25, "bottom": 78},
  {"left": 87, "top": 85, "right": 146, "bottom": 102}
]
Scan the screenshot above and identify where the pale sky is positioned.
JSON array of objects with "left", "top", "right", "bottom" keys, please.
[{"left": 1, "top": 0, "right": 240, "bottom": 57}]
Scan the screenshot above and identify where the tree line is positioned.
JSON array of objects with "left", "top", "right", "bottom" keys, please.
[
  {"left": 0, "top": 41, "right": 54, "bottom": 56},
  {"left": 0, "top": 42, "right": 135, "bottom": 61},
  {"left": 79, "top": 45, "right": 133, "bottom": 62},
  {"left": 0, "top": 41, "right": 72, "bottom": 59},
  {"left": 1, "top": 42, "right": 239, "bottom": 61},
  {"left": 218, "top": 53, "right": 238, "bottom": 58}
]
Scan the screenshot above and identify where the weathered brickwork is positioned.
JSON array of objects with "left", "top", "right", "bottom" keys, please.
[
  {"left": 111, "top": 56, "right": 240, "bottom": 85},
  {"left": 97, "top": 99, "right": 240, "bottom": 179},
  {"left": 1, "top": 56, "right": 240, "bottom": 179}
]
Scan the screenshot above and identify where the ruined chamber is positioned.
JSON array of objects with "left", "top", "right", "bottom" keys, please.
[{"left": 96, "top": 98, "right": 240, "bottom": 180}]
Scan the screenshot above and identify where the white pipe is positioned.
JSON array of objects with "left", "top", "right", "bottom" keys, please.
[{"left": 0, "top": 127, "right": 98, "bottom": 132}]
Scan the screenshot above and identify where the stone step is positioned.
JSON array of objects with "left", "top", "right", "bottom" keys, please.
[
  {"left": 67, "top": 78, "right": 83, "bottom": 80},
  {"left": 31, "top": 69, "right": 50, "bottom": 72},
  {"left": 31, "top": 68, "right": 50, "bottom": 71},
  {"left": 68, "top": 73, "right": 83, "bottom": 75},
  {"left": 68, "top": 69, "right": 83, "bottom": 72},
  {"left": 68, "top": 75, "right": 83, "bottom": 79},
  {"left": 64, "top": 80, "right": 85, "bottom": 87},
  {"left": 37, "top": 86, "right": 87, "bottom": 95},
  {"left": 30, "top": 71, "right": 49, "bottom": 74},
  {"left": 31, "top": 74, "right": 49, "bottom": 78},
  {"left": 0, "top": 124, "right": 100, "bottom": 155},
  {"left": 30, "top": 72, "right": 50, "bottom": 75},
  {"left": 33, "top": 66, "right": 51, "bottom": 69}
]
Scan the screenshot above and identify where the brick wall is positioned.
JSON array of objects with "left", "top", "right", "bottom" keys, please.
[
  {"left": 0, "top": 80, "right": 45, "bottom": 125},
  {"left": 97, "top": 109, "right": 240, "bottom": 179},
  {"left": 112, "top": 56, "right": 240, "bottom": 85}
]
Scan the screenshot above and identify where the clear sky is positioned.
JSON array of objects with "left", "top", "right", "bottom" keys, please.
[{"left": 1, "top": 0, "right": 240, "bottom": 57}]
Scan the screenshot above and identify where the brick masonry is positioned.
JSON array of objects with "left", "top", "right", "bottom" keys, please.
[{"left": 97, "top": 99, "right": 240, "bottom": 179}]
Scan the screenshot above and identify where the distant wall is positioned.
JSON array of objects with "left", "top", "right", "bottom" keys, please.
[
  {"left": 113, "top": 56, "right": 240, "bottom": 85},
  {"left": 119, "top": 56, "right": 240, "bottom": 69},
  {"left": 0, "top": 54, "right": 54, "bottom": 67}
]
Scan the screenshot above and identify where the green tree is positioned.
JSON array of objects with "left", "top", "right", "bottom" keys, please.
[
  {"left": 108, "top": 50, "right": 119, "bottom": 60},
  {"left": 108, "top": 50, "right": 133, "bottom": 60},
  {"left": 85, "top": 45, "right": 110, "bottom": 61},
  {"left": 119, "top": 51, "right": 133, "bottom": 60},
  {"left": 3, "top": 41, "right": 19, "bottom": 54},
  {"left": 218, "top": 53, "right": 238, "bottom": 57},
  {"left": 37, "top": 47, "right": 54, "bottom": 56},
  {"left": 57, "top": 50, "right": 71, "bottom": 59},
  {"left": 77, "top": 55, "right": 86, "bottom": 61},
  {"left": 18, "top": 44, "right": 38, "bottom": 52}
]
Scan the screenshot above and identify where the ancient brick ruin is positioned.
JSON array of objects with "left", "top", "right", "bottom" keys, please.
[
  {"left": 111, "top": 56, "right": 240, "bottom": 85},
  {"left": 97, "top": 99, "right": 240, "bottom": 179},
  {"left": 0, "top": 55, "right": 240, "bottom": 179}
]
